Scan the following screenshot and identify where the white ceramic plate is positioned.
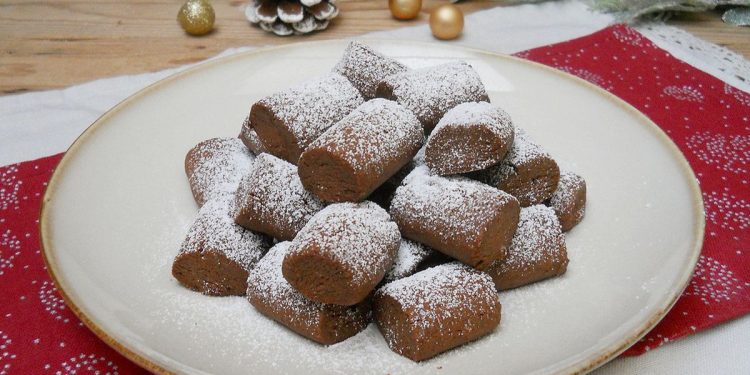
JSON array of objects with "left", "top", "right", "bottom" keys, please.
[{"left": 41, "top": 41, "right": 703, "bottom": 375}]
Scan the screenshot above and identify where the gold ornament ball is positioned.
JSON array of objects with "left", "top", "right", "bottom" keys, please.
[
  {"left": 429, "top": 4, "right": 463, "bottom": 40},
  {"left": 389, "top": 0, "right": 422, "bottom": 20},
  {"left": 178, "top": 0, "right": 215, "bottom": 36}
]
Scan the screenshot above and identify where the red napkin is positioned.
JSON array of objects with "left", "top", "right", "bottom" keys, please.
[
  {"left": 0, "top": 154, "right": 145, "bottom": 374},
  {"left": 517, "top": 25, "right": 750, "bottom": 355},
  {"left": 0, "top": 25, "right": 748, "bottom": 372}
]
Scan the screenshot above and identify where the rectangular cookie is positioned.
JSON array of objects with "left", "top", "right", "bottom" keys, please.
[
  {"left": 172, "top": 198, "right": 271, "bottom": 296},
  {"left": 390, "top": 166, "right": 519, "bottom": 270},
  {"left": 374, "top": 262, "right": 501, "bottom": 361},
  {"left": 485, "top": 205, "right": 568, "bottom": 290},
  {"left": 251, "top": 73, "right": 363, "bottom": 163},
  {"left": 376, "top": 61, "right": 489, "bottom": 132}
]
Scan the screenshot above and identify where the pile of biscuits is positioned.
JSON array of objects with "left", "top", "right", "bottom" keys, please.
[{"left": 172, "top": 41, "right": 587, "bottom": 362}]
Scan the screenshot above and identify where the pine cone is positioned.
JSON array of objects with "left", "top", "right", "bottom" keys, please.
[{"left": 245, "top": 0, "right": 339, "bottom": 36}]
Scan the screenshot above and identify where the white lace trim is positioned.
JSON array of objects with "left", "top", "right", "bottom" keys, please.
[{"left": 636, "top": 22, "right": 750, "bottom": 94}]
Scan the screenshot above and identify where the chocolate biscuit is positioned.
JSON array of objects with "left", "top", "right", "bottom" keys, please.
[
  {"left": 247, "top": 242, "right": 371, "bottom": 345},
  {"left": 239, "top": 115, "right": 268, "bottom": 155},
  {"left": 473, "top": 129, "right": 559, "bottom": 207},
  {"left": 251, "top": 73, "right": 363, "bottom": 163},
  {"left": 548, "top": 170, "right": 586, "bottom": 232},
  {"left": 185, "top": 137, "right": 254, "bottom": 206},
  {"left": 383, "top": 239, "right": 448, "bottom": 284},
  {"left": 425, "top": 102, "right": 514, "bottom": 175},
  {"left": 374, "top": 263, "right": 501, "bottom": 361},
  {"left": 486, "top": 205, "right": 568, "bottom": 290},
  {"left": 376, "top": 61, "right": 489, "bottom": 132},
  {"left": 282, "top": 202, "right": 400, "bottom": 306},
  {"left": 390, "top": 166, "right": 520, "bottom": 270},
  {"left": 298, "top": 99, "right": 423, "bottom": 202},
  {"left": 368, "top": 146, "right": 425, "bottom": 208},
  {"left": 334, "top": 41, "right": 408, "bottom": 100},
  {"left": 172, "top": 198, "right": 271, "bottom": 296},
  {"left": 234, "top": 153, "right": 324, "bottom": 241}
]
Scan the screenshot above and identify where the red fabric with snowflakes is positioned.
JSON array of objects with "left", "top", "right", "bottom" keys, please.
[
  {"left": 0, "top": 25, "right": 748, "bottom": 373},
  {"left": 0, "top": 154, "right": 147, "bottom": 374},
  {"left": 516, "top": 25, "right": 750, "bottom": 355}
]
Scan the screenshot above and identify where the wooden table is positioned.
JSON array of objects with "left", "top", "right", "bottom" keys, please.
[{"left": 1, "top": 0, "right": 748, "bottom": 95}]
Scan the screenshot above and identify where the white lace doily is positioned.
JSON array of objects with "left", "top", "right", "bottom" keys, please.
[{"left": 636, "top": 22, "right": 750, "bottom": 93}]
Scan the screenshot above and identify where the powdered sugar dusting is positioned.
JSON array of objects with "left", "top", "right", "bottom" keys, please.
[
  {"left": 248, "top": 242, "right": 325, "bottom": 329},
  {"left": 334, "top": 41, "right": 408, "bottom": 99},
  {"left": 392, "top": 166, "right": 511, "bottom": 244},
  {"left": 492, "top": 129, "right": 549, "bottom": 181},
  {"left": 379, "top": 61, "right": 488, "bottom": 129},
  {"left": 240, "top": 117, "right": 268, "bottom": 155},
  {"left": 309, "top": 99, "right": 423, "bottom": 174},
  {"left": 377, "top": 263, "right": 499, "bottom": 334},
  {"left": 384, "top": 239, "right": 432, "bottom": 283},
  {"left": 495, "top": 205, "right": 565, "bottom": 272},
  {"left": 257, "top": 73, "right": 363, "bottom": 153},
  {"left": 413, "top": 145, "right": 426, "bottom": 166},
  {"left": 435, "top": 102, "right": 512, "bottom": 135},
  {"left": 180, "top": 197, "right": 270, "bottom": 271},
  {"left": 249, "top": 240, "right": 372, "bottom": 344},
  {"left": 234, "top": 153, "right": 325, "bottom": 238},
  {"left": 289, "top": 202, "right": 400, "bottom": 285},
  {"left": 187, "top": 138, "right": 255, "bottom": 206},
  {"left": 549, "top": 171, "right": 586, "bottom": 224},
  {"left": 480, "top": 128, "right": 557, "bottom": 204},
  {"left": 427, "top": 102, "right": 514, "bottom": 174}
]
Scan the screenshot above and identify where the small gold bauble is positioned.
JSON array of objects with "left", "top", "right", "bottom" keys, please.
[
  {"left": 429, "top": 4, "right": 463, "bottom": 40},
  {"left": 178, "top": 0, "right": 215, "bottom": 36},
  {"left": 389, "top": 0, "right": 422, "bottom": 20}
]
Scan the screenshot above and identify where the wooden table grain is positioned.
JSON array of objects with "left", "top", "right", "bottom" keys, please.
[{"left": 0, "top": 0, "right": 748, "bottom": 95}]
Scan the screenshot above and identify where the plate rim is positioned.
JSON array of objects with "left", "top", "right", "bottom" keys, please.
[{"left": 39, "top": 39, "right": 705, "bottom": 375}]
